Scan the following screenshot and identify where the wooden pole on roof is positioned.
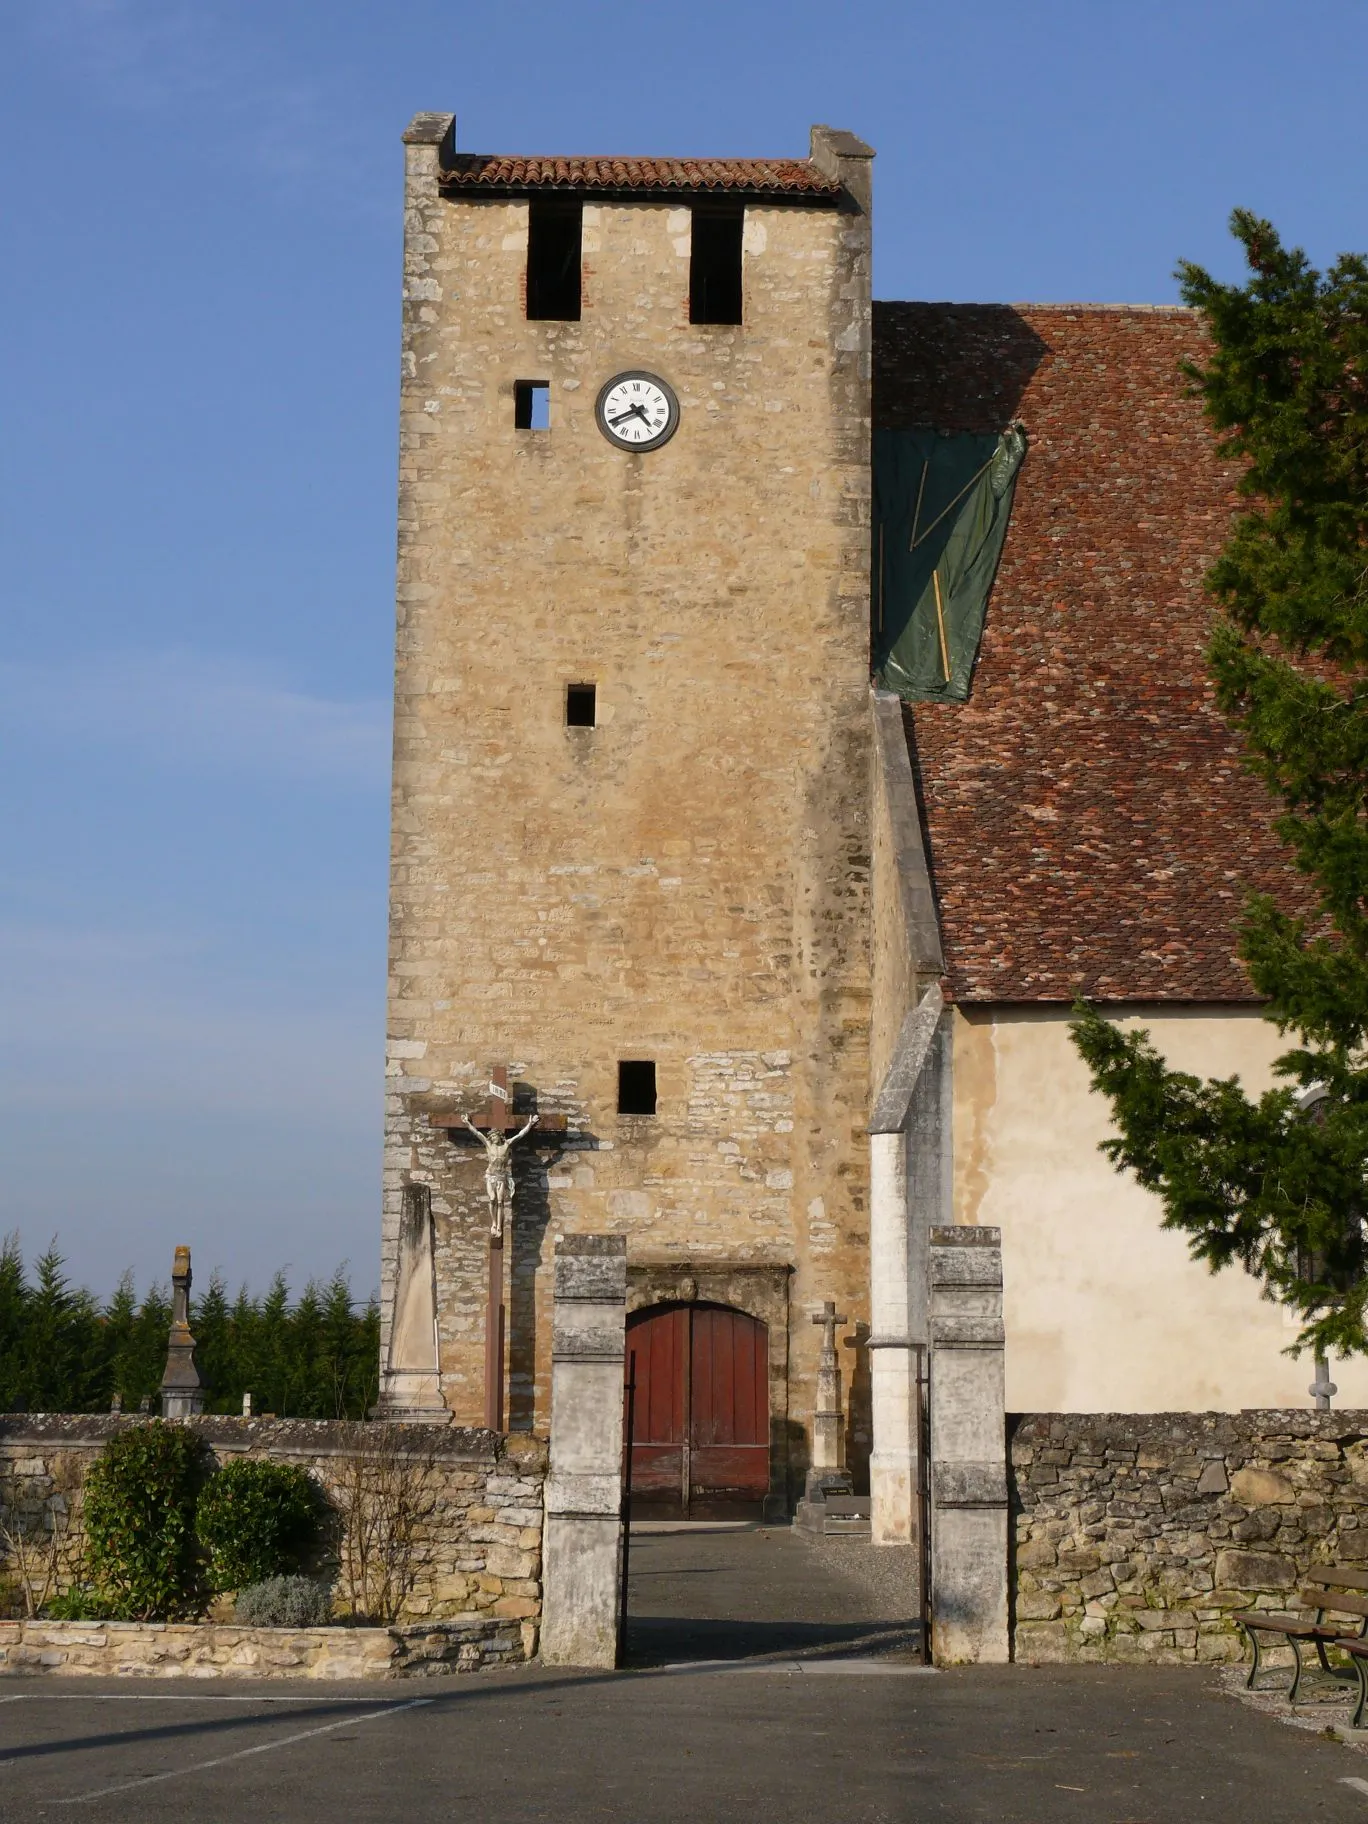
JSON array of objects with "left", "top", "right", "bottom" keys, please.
[{"left": 932, "top": 570, "right": 951, "bottom": 683}]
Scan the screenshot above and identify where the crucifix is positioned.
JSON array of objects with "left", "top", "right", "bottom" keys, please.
[{"left": 431, "top": 1066, "right": 566, "bottom": 1430}]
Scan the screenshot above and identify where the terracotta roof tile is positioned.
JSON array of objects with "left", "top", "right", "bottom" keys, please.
[
  {"left": 438, "top": 154, "right": 840, "bottom": 199},
  {"left": 873, "top": 301, "right": 1308, "bottom": 1006}
]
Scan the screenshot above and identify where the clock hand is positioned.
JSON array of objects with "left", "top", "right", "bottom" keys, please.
[{"left": 608, "top": 404, "right": 652, "bottom": 428}]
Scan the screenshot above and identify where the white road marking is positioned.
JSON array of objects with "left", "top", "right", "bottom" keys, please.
[
  {"left": 659, "top": 1658, "right": 936, "bottom": 1676},
  {"left": 56, "top": 1697, "right": 432, "bottom": 1804},
  {"left": 1341, "top": 1776, "right": 1368, "bottom": 1797}
]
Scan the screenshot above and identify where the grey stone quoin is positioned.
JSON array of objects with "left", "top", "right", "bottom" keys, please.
[{"left": 539, "top": 1235, "right": 627, "bottom": 1668}]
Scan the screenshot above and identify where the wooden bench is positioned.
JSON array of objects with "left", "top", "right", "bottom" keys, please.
[
  {"left": 1236, "top": 1567, "right": 1368, "bottom": 1704},
  {"left": 1329, "top": 1637, "right": 1368, "bottom": 1730}
]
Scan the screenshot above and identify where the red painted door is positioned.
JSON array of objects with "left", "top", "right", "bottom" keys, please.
[{"left": 626, "top": 1304, "right": 770, "bottom": 1517}]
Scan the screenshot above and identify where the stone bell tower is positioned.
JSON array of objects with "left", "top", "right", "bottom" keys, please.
[{"left": 380, "top": 112, "right": 875, "bottom": 1513}]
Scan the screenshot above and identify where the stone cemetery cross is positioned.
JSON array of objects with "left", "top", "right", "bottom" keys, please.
[
  {"left": 435, "top": 1065, "right": 566, "bottom": 1431},
  {"left": 811, "top": 1300, "right": 848, "bottom": 1476},
  {"left": 160, "top": 1245, "right": 206, "bottom": 1418}
]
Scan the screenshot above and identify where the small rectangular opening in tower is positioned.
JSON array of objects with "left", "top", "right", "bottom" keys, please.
[
  {"left": 689, "top": 205, "right": 744, "bottom": 325},
  {"left": 515, "top": 381, "right": 551, "bottom": 430},
  {"left": 526, "top": 199, "right": 583, "bottom": 321},
  {"left": 566, "top": 682, "right": 596, "bottom": 727},
  {"left": 618, "top": 1060, "right": 657, "bottom": 1116}
]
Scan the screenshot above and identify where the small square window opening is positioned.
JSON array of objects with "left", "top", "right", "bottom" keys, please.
[
  {"left": 526, "top": 199, "right": 583, "bottom": 322},
  {"left": 689, "top": 206, "right": 744, "bottom": 326},
  {"left": 515, "top": 382, "right": 550, "bottom": 430},
  {"left": 617, "top": 1060, "right": 657, "bottom": 1116},
  {"left": 566, "top": 683, "right": 596, "bottom": 727}
]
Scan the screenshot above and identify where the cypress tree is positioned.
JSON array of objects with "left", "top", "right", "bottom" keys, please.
[
  {"left": 1072, "top": 211, "right": 1368, "bottom": 1359},
  {"left": 21, "top": 1246, "right": 103, "bottom": 1413},
  {"left": 191, "top": 1272, "right": 234, "bottom": 1413},
  {"left": 0, "top": 1234, "right": 27, "bottom": 1409}
]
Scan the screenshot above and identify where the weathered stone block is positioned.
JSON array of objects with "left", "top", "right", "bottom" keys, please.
[
  {"left": 492, "top": 1596, "right": 539, "bottom": 1620},
  {"left": 1215, "top": 1549, "right": 1296, "bottom": 1592},
  {"left": 1015, "top": 1622, "right": 1074, "bottom": 1664},
  {"left": 1016, "top": 1592, "right": 1062, "bottom": 1622},
  {"left": 1231, "top": 1468, "right": 1295, "bottom": 1506}
]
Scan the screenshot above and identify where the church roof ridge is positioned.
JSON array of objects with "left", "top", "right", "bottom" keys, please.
[
  {"left": 438, "top": 152, "right": 841, "bottom": 200},
  {"left": 876, "top": 300, "right": 1199, "bottom": 316}
]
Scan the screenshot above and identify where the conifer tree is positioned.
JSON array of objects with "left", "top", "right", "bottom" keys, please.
[
  {"left": 1072, "top": 211, "right": 1368, "bottom": 1358},
  {"left": 0, "top": 1235, "right": 29, "bottom": 1410},
  {"left": 0, "top": 1241, "right": 379, "bottom": 1417}
]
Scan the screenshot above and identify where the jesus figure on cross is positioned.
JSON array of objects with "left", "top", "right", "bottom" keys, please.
[{"left": 462, "top": 1111, "right": 539, "bottom": 1240}]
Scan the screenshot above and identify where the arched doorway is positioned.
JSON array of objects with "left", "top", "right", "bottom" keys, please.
[{"left": 626, "top": 1302, "right": 770, "bottom": 1519}]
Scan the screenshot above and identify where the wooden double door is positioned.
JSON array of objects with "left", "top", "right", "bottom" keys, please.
[{"left": 626, "top": 1303, "right": 770, "bottom": 1518}]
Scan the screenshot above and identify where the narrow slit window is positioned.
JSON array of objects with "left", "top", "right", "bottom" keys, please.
[
  {"left": 566, "top": 683, "right": 596, "bottom": 727},
  {"left": 526, "top": 199, "right": 583, "bottom": 321},
  {"left": 515, "top": 381, "right": 551, "bottom": 430},
  {"left": 617, "top": 1060, "right": 657, "bottom": 1116},
  {"left": 689, "top": 205, "right": 744, "bottom": 325}
]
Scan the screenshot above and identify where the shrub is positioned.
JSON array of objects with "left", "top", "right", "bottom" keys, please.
[
  {"left": 234, "top": 1575, "right": 334, "bottom": 1628},
  {"left": 82, "top": 1424, "right": 208, "bottom": 1620},
  {"left": 44, "top": 1585, "right": 120, "bottom": 1621},
  {"left": 197, "top": 1458, "right": 322, "bottom": 1593}
]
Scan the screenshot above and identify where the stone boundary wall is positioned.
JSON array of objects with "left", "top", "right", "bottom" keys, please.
[
  {"left": 1011, "top": 1411, "right": 1368, "bottom": 1665},
  {"left": 0, "top": 1415, "right": 546, "bottom": 1646},
  {"left": 0, "top": 1614, "right": 523, "bottom": 1680}
]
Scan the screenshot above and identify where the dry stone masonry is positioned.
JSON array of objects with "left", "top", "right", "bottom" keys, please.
[
  {"left": 1011, "top": 1411, "right": 1368, "bottom": 1665},
  {"left": 0, "top": 1416, "right": 546, "bottom": 1649}
]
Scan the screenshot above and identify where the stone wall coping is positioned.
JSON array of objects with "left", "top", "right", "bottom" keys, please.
[
  {"left": 0, "top": 1414, "right": 548, "bottom": 1469},
  {"left": 0, "top": 1614, "right": 530, "bottom": 1681},
  {"left": 1010, "top": 1410, "right": 1368, "bottom": 1432}
]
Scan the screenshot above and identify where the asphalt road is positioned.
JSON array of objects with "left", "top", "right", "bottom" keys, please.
[
  {"left": 6, "top": 1525, "right": 1368, "bottom": 1820},
  {"left": 6, "top": 1662, "right": 1368, "bottom": 1821}
]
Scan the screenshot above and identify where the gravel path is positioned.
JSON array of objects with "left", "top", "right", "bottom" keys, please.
[{"left": 795, "top": 1528, "right": 921, "bottom": 1621}]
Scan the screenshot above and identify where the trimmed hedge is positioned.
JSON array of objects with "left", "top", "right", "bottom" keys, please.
[{"left": 197, "top": 1457, "right": 322, "bottom": 1593}]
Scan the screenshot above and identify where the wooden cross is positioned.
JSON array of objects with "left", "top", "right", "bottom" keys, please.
[
  {"left": 429, "top": 1064, "right": 568, "bottom": 1139},
  {"left": 430, "top": 1066, "right": 566, "bottom": 1431}
]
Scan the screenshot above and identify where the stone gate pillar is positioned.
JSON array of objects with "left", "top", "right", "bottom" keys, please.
[
  {"left": 928, "top": 1225, "right": 1008, "bottom": 1664},
  {"left": 540, "top": 1234, "right": 627, "bottom": 1667}
]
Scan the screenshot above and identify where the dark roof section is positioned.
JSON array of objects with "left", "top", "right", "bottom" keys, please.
[
  {"left": 438, "top": 154, "right": 842, "bottom": 203},
  {"left": 874, "top": 301, "right": 1307, "bottom": 1005}
]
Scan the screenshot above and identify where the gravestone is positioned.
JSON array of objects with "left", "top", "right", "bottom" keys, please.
[{"left": 376, "top": 1183, "right": 447, "bottom": 1421}]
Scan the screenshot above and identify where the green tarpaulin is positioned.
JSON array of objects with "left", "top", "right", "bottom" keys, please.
[{"left": 872, "top": 424, "right": 1026, "bottom": 702}]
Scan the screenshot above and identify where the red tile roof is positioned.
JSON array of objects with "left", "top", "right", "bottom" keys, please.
[
  {"left": 873, "top": 301, "right": 1307, "bottom": 1005},
  {"left": 438, "top": 155, "right": 840, "bottom": 200}
]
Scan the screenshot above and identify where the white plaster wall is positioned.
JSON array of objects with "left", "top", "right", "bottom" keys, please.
[{"left": 953, "top": 1005, "right": 1368, "bottom": 1412}]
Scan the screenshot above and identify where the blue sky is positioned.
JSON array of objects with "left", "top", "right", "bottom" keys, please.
[{"left": 2, "top": 0, "right": 1365, "bottom": 1298}]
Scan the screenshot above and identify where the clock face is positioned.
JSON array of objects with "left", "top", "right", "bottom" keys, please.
[{"left": 595, "top": 371, "right": 680, "bottom": 452}]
